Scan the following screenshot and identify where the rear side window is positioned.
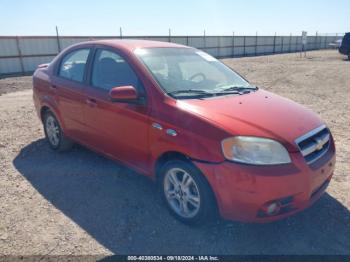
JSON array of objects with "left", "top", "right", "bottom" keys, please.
[
  {"left": 58, "top": 49, "right": 90, "bottom": 82},
  {"left": 91, "top": 49, "right": 141, "bottom": 91}
]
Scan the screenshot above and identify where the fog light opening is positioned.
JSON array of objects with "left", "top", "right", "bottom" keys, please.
[{"left": 263, "top": 201, "right": 281, "bottom": 216}]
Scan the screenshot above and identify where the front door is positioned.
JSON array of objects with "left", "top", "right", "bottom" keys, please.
[{"left": 83, "top": 48, "right": 150, "bottom": 172}]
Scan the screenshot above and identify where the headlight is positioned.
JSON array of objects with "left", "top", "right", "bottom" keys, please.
[{"left": 221, "top": 136, "right": 291, "bottom": 165}]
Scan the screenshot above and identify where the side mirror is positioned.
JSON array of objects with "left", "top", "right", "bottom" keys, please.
[{"left": 109, "top": 85, "right": 139, "bottom": 102}]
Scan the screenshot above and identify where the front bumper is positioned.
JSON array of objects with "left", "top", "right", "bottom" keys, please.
[{"left": 194, "top": 142, "right": 336, "bottom": 223}]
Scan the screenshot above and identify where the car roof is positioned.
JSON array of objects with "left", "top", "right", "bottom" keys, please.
[{"left": 78, "top": 39, "right": 190, "bottom": 51}]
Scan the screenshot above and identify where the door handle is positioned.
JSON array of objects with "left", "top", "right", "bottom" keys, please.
[{"left": 86, "top": 98, "right": 97, "bottom": 107}]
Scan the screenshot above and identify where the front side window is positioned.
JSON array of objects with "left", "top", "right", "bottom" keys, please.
[
  {"left": 58, "top": 49, "right": 90, "bottom": 82},
  {"left": 91, "top": 49, "right": 140, "bottom": 91},
  {"left": 135, "top": 48, "right": 253, "bottom": 99}
]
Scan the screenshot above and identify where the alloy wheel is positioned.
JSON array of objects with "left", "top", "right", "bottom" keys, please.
[
  {"left": 163, "top": 167, "right": 201, "bottom": 218},
  {"left": 45, "top": 115, "right": 60, "bottom": 147}
]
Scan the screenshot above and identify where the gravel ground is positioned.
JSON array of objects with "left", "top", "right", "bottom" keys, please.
[
  {"left": 0, "top": 76, "right": 32, "bottom": 96},
  {"left": 0, "top": 50, "right": 349, "bottom": 255}
]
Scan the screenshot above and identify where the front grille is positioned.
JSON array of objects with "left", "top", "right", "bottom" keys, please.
[{"left": 295, "top": 125, "right": 330, "bottom": 164}]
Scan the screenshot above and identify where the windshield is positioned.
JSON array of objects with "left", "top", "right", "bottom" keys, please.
[{"left": 135, "top": 47, "right": 252, "bottom": 98}]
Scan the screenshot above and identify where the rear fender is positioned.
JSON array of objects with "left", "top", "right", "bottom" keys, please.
[{"left": 40, "top": 97, "right": 66, "bottom": 131}]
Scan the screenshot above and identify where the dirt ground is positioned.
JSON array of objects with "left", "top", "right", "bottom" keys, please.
[
  {"left": 0, "top": 50, "right": 349, "bottom": 255},
  {"left": 0, "top": 76, "right": 32, "bottom": 96}
]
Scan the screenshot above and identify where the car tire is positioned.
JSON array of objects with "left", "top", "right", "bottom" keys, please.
[
  {"left": 43, "top": 111, "right": 73, "bottom": 152},
  {"left": 159, "top": 159, "right": 217, "bottom": 224}
]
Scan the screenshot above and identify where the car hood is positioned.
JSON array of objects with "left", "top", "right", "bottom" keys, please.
[{"left": 176, "top": 89, "right": 324, "bottom": 151}]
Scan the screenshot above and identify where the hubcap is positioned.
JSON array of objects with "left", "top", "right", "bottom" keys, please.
[
  {"left": 45, "top": 115, "right": 60, "bottom": 146},
  {"left": 164, "top": 167, "right": 201, "bottom": 218}
]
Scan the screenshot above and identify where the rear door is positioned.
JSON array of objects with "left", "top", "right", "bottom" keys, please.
[
  {"left": 51, "top": 47, "right": 92, "bottom": 140},
  {"left": 82, "top": 47, "right": 151, "bottom": 171}
]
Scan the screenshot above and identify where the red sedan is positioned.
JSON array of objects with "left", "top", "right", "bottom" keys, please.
[{"left": 32, "top": 40, "right": 336, "bottom": 224}]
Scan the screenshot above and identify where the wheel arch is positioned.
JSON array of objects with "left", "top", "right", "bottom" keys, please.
[
  {"left": 40, "top": 105, "right": 50, "bottom": 122},
  {"left": 154, "top": 151, "right": 190, "bottom": 181},
  {"left": 154, "top": 150, "right": 219, "bottom": 214},
  {"left": 39, "top": 104, "right": 65, "bottom": 131}
]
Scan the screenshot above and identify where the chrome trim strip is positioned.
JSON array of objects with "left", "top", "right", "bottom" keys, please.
[
  {"left": 294, "top": 124, "right": 330, "bottom": 164},
  {"left": 294, "top": 124, "right": 327, "bottom": 145},
  {"left": 300, "top": 133, "right": 330, "bottom": 156},
  {"left": 166, "top": 129, "right": 177, "bottom": 136},
  {"left": 306, "top": 143, "right": 330, "bottom": 165},
  {"left": 152, "top": 123, "right": 163, "bottom": 130}
]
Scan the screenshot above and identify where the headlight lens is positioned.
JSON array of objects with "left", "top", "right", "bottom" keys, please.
[{"left": 221, "top": 136, "right": 291, "bottom": 165}]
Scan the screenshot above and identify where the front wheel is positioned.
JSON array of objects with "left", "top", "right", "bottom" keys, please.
[
  {"left": 159, "top": 160, "right": 217, "bottom": 224},
  {"left": 43, "top": 111, "right": 73, "bottom": 152}
]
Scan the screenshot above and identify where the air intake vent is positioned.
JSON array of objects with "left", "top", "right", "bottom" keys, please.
[{"left": 295, "top": 125, "right": 330, "bottom": 164}]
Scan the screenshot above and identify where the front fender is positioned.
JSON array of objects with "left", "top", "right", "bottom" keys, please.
[{"left": 149, "top": 122, "right": 227, "bottom": 175}]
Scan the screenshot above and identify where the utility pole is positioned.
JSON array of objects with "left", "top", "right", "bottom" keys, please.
[
  {"left": 255, "top": 31, "right": 258, "bottom": 56},
  {"left": 55, "top": 26, "right": 61, "bottom": 53},
  {"left": 232, "top": 31, "right": 235, "bottom": 57}
]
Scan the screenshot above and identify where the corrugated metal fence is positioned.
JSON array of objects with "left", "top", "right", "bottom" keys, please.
[{"left": 0, "top": 33, "right": 343, "bottom": 77}]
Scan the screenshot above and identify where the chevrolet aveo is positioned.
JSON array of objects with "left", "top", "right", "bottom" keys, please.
[{"left": 33, "top": 40, "right": 336, "bottom": 224}]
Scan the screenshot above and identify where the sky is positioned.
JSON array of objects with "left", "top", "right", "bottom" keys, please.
[{"left": 0, "top": 0, "right": 348, "bottom": 36}]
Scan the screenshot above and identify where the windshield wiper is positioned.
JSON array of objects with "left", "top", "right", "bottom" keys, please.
[
  {"left": 167, "top": 87, "right": 255, "bottom": 99},
  {"left": 167, "top": 89, "right": 214, "bottom": 97},
  {"left": 219, "top": 85, "right": 258, "bottom": 93},
  {"left": 167, "top": 89, "right": 244, "bottom": 98},
  {"left": 209, "top": 90, "right": 242, "bottom": 96}
]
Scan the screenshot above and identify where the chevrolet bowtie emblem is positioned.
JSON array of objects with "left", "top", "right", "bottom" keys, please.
[{"left": 314, "top": 137, "right": 324, "bottom": 151}]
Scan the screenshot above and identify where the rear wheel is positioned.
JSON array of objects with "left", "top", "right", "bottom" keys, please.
[
  {"left": 159, "top": 160, "right": 217, "bottom": 224},
  {"left": 43, "top": 111, "right": 73, "bottom": 152}
]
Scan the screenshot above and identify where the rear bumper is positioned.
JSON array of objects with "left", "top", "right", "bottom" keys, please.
[
  {"left": 33, "top": 90, "right": 41, "bottom": 120},
  {"left": 194, "top": 143, "right": 336, "bottom": 223}
]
